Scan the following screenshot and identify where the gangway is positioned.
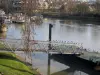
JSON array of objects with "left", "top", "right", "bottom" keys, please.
[
  {"left": 0, "top": 38, "right": 100, "bottom": 64},
  {"left": 0, "top": 38, "right": 83, "bottom": 54}
]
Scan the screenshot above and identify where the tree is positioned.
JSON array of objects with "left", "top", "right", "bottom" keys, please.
[
  {"left": 94, "top": 1, "right": 100, "bottom": 14},
  {"left": 59, "top": 0, "right": 77, "bottom": 14},
  {"left": 21, "top": 0, "right": 40, "bottom": 15},
  {"left": 59, "top": 4, "right": 65, "bottom": 13},
  {"left": 75, "top": 3, "right": 89, "bottom": 15}
]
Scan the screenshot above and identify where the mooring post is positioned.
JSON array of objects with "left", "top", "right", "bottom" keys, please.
[
  {"left": 47, "top": 24, "right": 53, "bottom": 75},
  {"left": 48, "top": 24, "right": 53, "bottom": 50}
]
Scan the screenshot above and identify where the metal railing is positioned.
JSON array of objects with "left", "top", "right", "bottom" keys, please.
[{"left": 0, "top": 38, "right": 85, "bottom": 54}]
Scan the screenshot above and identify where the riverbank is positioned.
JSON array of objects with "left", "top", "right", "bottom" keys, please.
[
  {"left": 0, "top": 52, "right": 39, "bottom": 75},
  {"left": 42, "top": 12, "right": 100, "bottom": 21}
]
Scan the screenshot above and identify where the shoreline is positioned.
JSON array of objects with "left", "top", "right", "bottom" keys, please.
[{"left": 42, "top": 13, "right": 100, "bottom": 22}]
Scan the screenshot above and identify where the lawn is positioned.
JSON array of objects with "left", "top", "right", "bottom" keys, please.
[{"left": 0, "top": 52, "right": 38, "bottom": 75}]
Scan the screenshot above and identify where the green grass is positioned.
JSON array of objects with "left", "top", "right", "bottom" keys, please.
[{"left": 0, "top": 52, "right": 38, "bottom": 75}]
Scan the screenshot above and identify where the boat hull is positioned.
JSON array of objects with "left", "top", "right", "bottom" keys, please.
[{"left": 12, "top": 20, "right": 25, "bottom": 24}]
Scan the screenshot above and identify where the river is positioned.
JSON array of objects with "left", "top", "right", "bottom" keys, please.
[{"left": 2, "top": 18, "right": 100, "bottom": 75}]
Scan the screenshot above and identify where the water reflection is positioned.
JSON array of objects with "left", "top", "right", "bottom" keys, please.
[
  {"left": 32, "top": 52, "right": 68, "bottom": 75},
  {"left": 32, "top": 53, "right": 100, "bottom": 75},
  {"left": 60, "top": 20, "right": 100, "bottom": 26},
  {"left": 7, "top": 24, "right": 23, "bottom": 39},
  {"left": 0, "top": 32, "right": 7, "bottom": 39}
]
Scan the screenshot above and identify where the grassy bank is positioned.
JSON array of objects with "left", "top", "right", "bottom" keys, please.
[{"left": 0, "top": 52, "right": 38, "bottom": 75}]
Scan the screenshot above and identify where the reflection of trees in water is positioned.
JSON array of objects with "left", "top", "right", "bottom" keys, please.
[
  {"left": 60, "top": 19, "right": 100, "bottom": 26},
  {"left": 34, "top": 20, "right": 43, "bottom": 25},
  {"left": 60, "top": 20, "right": 86, "bottom": 25},
  {"left": 60, "top": 20, "right": 73, "bottom": 25},
  {"left": 14, "top": 24, "right": 25, "bottom": 30},
  {"left": 0, "top": 32, "right": 7, "bottom": 39}
]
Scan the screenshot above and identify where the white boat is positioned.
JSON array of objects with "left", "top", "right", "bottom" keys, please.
[
  {"left": 5, "top": 14, "right": 12, "bottom": 23},
  {"left": 12, "top": 13, "right": 25, "bottom": 24},
  {"left": 0, "top": 10, "right": 5, "bottom": 16},
  {"left": 0, "top": 10, "right": 6, "bottom": 23},
  {"left": 5, "top": 19, "right": 12, "bottom": 23},
  {"left": 0, "top": 10, "right": 12, "bottom": 24}
]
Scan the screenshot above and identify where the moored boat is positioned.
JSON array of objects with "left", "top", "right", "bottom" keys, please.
[
  {"left": 12, "top": 13, "right": 25, "bottom": 24},
  {"left": 5, "top": 14, "right": 12, "bottom": 23}
]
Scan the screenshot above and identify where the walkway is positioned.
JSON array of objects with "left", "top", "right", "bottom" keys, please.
[
  {"left": 0, "top": 38, "right": 84, "bottom": 54},
  {"left": 0, "top": 38, "right": 100, "bottom": 63}
]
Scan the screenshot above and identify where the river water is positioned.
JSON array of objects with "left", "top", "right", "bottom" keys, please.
[{"left": 2, "top": 18, "right": 100, "bottom": 75}]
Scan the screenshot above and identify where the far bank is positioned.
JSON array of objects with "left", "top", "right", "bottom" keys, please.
[{"left": 42, "top": 12, "right": 100, "bottom": 22}]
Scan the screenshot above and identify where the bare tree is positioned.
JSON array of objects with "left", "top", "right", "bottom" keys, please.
[
  {"left": 21, "top": 0, "right": 40, "bottom": 15},
  {"left": 94, "top": 0, "right": 100, "bottom": 14}
]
